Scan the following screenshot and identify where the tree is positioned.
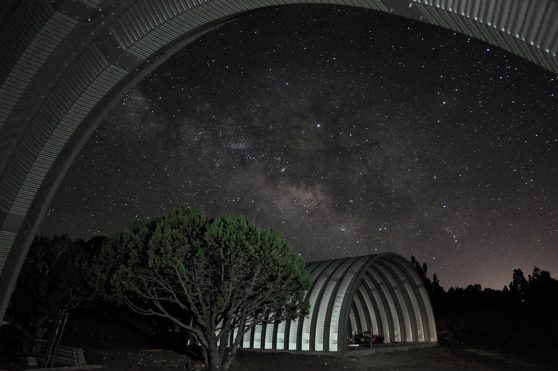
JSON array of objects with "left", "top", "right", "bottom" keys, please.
[
  {"left": 8, "top": 235, "right": 96, "bottom": 330},
  {"left": 526, "top": 267, "right": 558, "bottom": 310},
  {"left": 410, "top": 256, "right": 444, "bottom": 296},
  {"left": 6, "top": 235, "right": 97, "bottom": 366},
  {"left": 430, "top": 273, "right": 445, "bottom": 298},
  {"left": 410, "top": 256, "right": 430, "bottom": 282},
  {"left": 509, "top": 268, "right": 528, "bottom": 298},
  {"left": 94, "top": 208, "right": 310, "bottom": 371}
]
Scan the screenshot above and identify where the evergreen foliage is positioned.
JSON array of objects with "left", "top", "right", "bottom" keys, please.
[
  {"left": 6, "top": 229, "right": 558, "bottom": 364},
  {"left": 93, "top": 208, "right": 310, "bottom": 371},
  {"left": 411, "top": 257, "right": 558, "bottom": 348}
]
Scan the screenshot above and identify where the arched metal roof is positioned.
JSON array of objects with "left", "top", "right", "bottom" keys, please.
[
  {"left": 240, "top": 253, "right": 437, "bottom": 352},
  {"left": 1, "top": 0, "right": 557, "bottom": 321}
]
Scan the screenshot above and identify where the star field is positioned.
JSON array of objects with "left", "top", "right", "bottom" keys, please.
[{"left": 40, "top": 6, "right": 558, "bottom": 289}]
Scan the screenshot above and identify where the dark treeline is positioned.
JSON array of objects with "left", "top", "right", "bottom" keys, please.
[
  {"left": 3, "top": 234, "right": 197, "bottom": 355},
  {"left": 3, "top": 235, "right": 558, "bottom": 354},
  {"left": 6, "top": 235, "right": 105, "bottom": 330},
  {"left": 411, "top": 257, "right": 558, "bottom": 349}
]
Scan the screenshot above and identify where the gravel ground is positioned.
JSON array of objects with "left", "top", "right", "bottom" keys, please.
[{"left": 84, "top": 345, "right": 558, "bottom": 371}]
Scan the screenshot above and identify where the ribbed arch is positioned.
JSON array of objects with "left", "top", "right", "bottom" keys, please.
[
  {"left": 360, "top": 271, "right": 392, "bottom": 342},
  {"left": 375, "top": 261, "right": 415, "bottom": 341},
  {"left": 350, "top": 295, "right": 364, "bottom": 335},
  {"left": 306, "top": 259, "right": 343, "bottom": 350},
  {"left": 391, "top": 255, "right": 437, "bottom": 342},
  {"left": 354, "top": 288, "right": 372, "bottom": 334},
  {"left": 356, "top": 281, "right": 380, "bottom": 337},
  {"left": 366, "top": 267, "right": 403, "bottom": 342},
  {"left": 383, "top": 260, "right": 424, "bottom": 341},
  {"left": 296, "top": 260, "right": 329, "bottom": 350},
  {"left": 314, "top": 257, "right": 356, "bottom": 351},
  {"left": 241, "top": 253, "right": 437, "bottom": 352},
  {"left": 2, "top": 0, "right": 558, "bottom": 324},
  {"left": 382, "top": 258, "right": 426, "bottom": 341},
  {"left": 324, "top": 256, "right": 368, "bottom": 351},
  {"left": 2, "top": 0, "right": 558, "bottom": 325}
]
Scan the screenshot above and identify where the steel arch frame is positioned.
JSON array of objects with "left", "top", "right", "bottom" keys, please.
[
  {"left": 242, "top": 253, "right": 437, "bottom": 352},
  {"left": 1, "top": 0, "right": 557, "bottom": 322}
]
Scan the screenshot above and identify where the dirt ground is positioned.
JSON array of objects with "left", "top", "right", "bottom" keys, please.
[{"left": 86, "top": 345, "right": 558, "bottom": 371}]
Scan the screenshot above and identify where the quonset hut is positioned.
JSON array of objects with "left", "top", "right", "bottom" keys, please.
[{"left": 240, "top": 253, "right": 437, "bottom": 352}]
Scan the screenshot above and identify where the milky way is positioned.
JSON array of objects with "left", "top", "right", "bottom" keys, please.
[{"left": 40, "top": 6, "right": 558, "bottom": 289}]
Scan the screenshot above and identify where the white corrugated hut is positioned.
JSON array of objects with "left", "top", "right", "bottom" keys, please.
[{"left": 239, "top": 253, "right": 437, "bottom": 352}]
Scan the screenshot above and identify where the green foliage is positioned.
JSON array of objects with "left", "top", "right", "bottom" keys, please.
[{"left": 94, "top": 208, "right": 310, "bottom": 370}]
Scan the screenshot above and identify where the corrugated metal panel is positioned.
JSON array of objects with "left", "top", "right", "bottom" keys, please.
[
  {"left": 377, "top": 261, "right": 416, "bottom": 342},
  {"left": 252, "top": 323, "right": 262, "bottom": 349},
  {"left": 328, "top": 256, "right": 369, "bottom": 351},
  {"left": 109, "top": 0, "right": 204, "bottom": 51},
  {"left": 535, "top": 2, "right": 556, "bottom": 50},
  {"left": 9, "top": 64, "right": 126, "bottom": 216},
  {"left": 361, "top": 271, "right": 392, "bottom": 342},
  {"left": 367, "top": 268, "right": 401, "bottom": 341},
  {"left": 386, "top": 259, "right": 426, "bottom": 342},
  {"left": 0, "top": 0, "right": 52, "bottom": 83},
  {"left": 412, "top": 0, "right": 558, "bottom": 73},
  {"left": 275, "top": 320, "right": 285, "bottom": 350},
  {"left": 239, "top": 254, "right": 437, "bottom": 351},
  {"left": 0, "top": 1, "right": 556, "bottom": 216},
  {"left": 1, "top": 0, "right": 552, "bottom": 329},
  {"left": 242, "top": 325, "right": 252, "bottom": 348},
  {"left": 79, "top": 0, "right": 102, "bottom": 8},
  {"left": 357, "top": 285, "right": 378, "bottom": 335},
  {"left": 0, "top": 45, "right": 110, "bottom": 213},
  {"left": 348, "top": 306, "right": 357, "bottom": 336},
  {"left": 351, "top": 292, "right": 366, "bottom": 336},
  {"left": 392, "top": 255, "right": 438, "bottom": 342},
  {"left": 0, "top": 12, "right": 76, "bottom": 131},
  {"left": 287, "top": 317, "right": 298, "bottom": 350},
  {"left": 112, "top": 0, "right": 388, "bottom": 61},
  {"left": 300, "top": 260, "right": 334, "bottom": 350},
  {"left": 0, "top": 230, "right": 16, "bottom": 272},
  {"left": 374, "top": 264, "right": 411, "bottom": 342},
  {"left": 305, "top": 258, "right": 344, "bottom": 350},
  {"left": 264, "top": 319, "right": 274, "bottom": 349},
  {"left": 314, "top": 257, "right": 355, "bottom": 351}
]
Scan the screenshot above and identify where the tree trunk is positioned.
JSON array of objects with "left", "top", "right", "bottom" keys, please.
[
  {"left": 222, "top": 316, "right": 246, "bottom": 371},
  {"left": 207, "top": 337, "right": 222, "bottom": 371},
  {"left": 222, "top": 352, "right": 234, "bottom": 371}
]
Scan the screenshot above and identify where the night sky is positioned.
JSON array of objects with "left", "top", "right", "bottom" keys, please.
[{"left": 39, "top": 5, "right": 558, "bottom": 289}]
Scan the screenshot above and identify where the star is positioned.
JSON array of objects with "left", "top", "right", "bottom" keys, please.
[{"left": 41, "top": 5, "right": 558, "bottom": 290}]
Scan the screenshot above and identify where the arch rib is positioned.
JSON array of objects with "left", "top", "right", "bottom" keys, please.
[
  {"left": 241, "top": 253, "right": 437, "bottom": 352},
  {"left": 2, "top": 0, "right": 558, "bottom": 324}
]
